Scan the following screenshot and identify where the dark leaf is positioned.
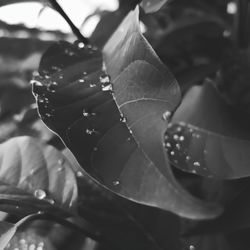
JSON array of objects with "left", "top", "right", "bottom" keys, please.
[{"left": 166, "top": 80, "right": 250, "bottom": 179}]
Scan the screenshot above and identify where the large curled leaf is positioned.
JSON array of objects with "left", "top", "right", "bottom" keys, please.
[
  {"left": 0, "top": 136, "right": 78, "bottom": 213},
  {"left": 166, "top": 80, "right": 250, "bottom": 179},
  {"left": 33, "top": 7, "right": 222, "bottom": 219}
]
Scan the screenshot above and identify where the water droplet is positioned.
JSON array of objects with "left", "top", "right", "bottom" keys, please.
[
  {"left": 113, "top": 180, "right": 120, "bottom": 186},
  {"left": 47, "top": 198, "right": 55, "bottom": 205},
  {"left": 44, "top": 112, "right": 53, "bottom": 118},
  {"left": 65, "top": 48, "right": 75, "bottom": 56},
  {"left": 170, "top": 151, "right": 175, "bottom": 156},
  {"left": 85, "top": 128, "right": 98, "bottom": 135},
  {"left": 127, "top": 137, "right": 132, "bottom": 142},
  {"left": 47, "top": 81, "right": 58, "bottom": 93},
  {"left": 79, "top": 79, "right": 85, "bottom": 83},
  {"left": 173, "top": 134, "right": 179, "bottom": 140},
  {"left": 186, "top": 156, "right": 191, "bottom": 161},
  {"left": 162, "top": 111, "right": 171, "bottom": 121},
  {"left": 76, "top": 171, "right": 84, "bottom": 177},
  {"left": 83, "top": 109, "right": 90, "bottom": 117},
  {"left": 34, "top": 189, "right": 46, "bottom": 200},
  {"left": 189, "top": 245, "right": 196, "bottom": 250},
  {"left": 102, "top": 83, "right": 113, "bottom": 91},
  {"left": 90, "top": 83, "right": 97, "bottom": 88},
  {"left": 176, "top": 143, "right": 181, "bottom": 150},
  {"left": 59, "top": 74, "right": 63, "bottom": 79},
  {"left": 176, "top": 126, "right": 182, "bottom": 132},
  {"left": 29, "top": 244, "right": 36, "bottom": 250},
  {"left": 19, "top": 239, "right": 26, "bottom": 244},
  {"left": 100, "top": 74, "right": 111, "bottom": 84},
  {"left": 179, "top": 136, "right": 185, "bottom": 141},
  {"left": 120, "top": 116, "right": 126, "bottom": 122},
  {"left": 30, "top": 79, "right": 42, "bottom": 86},
  {"left": 193, "top": 161, "right": 200, "bottom": 167},
  {"left": 58, "top": 158, "right": 64, "bottom": 165},
  {"left": 165, "top": 142, "right": 171, "bottom": 148},
  {"left": 51, "top": 65, "right": 61, "bottom": 72},
  {"left": 77, "top": 42, "right": 85, "bottom": 49},
  {"left": 83, "top": 71, "right": 87, "bottom": 75}
]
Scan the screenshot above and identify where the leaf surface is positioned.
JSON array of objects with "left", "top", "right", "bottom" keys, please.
[
  {"left": 0, "top": 221, "right": 16, "bottom": 250},
  {"left": 167, "top": 80, "right": 250, "bottom": 179},
  {"left": 0, "top": 136, "right": 78, "bottom": 213}
]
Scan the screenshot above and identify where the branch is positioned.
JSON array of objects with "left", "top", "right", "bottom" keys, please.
[{"left": 48, "top": 0, "right": 89, "bottom": 44}]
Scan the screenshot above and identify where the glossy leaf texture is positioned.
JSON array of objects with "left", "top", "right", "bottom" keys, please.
[
  {"left": 166, "top": 80, "right": 250, "bottom": 179},
  {"left": 0, "top": 136, "right": 78, "bottom": 213},
  {"left": 33, "top": 7, "right": 222, "bottom": 219},
  {"left": 141, "top": 0, "right": 168, "bottom": 13},
  {"left": 0, "top": 221, "right": 16, "bottom": 250}
]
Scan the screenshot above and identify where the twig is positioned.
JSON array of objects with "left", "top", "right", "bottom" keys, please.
[{"left": 48, "top": 0, "right": 89, "bottom": 44}]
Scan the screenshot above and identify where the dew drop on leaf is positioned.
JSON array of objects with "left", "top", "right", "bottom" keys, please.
[
  {"left": 30, "top": 79, "right": 42, "bottom": 87},
  {"left": 47, "top": 81, "right": 58, "bottom": 93},
  {"left": 173, "top": 134, "right": 179, "bottom": 140},
  {"left": 85, "top": 128, "right": 98, "bottom": 135},
  {"left": 58, "top": 158, "right": 64, "bottom": 165},
  {"left": 34, "top": 189, "right": 46, "bottom": 200},
  {"left": 120, "top": 116, "right": 126, "bottom": 122},
  {"left": 193, "top": 162, "right": 201, "bottom": 167},
  {"left": 76, "top": 171, "right": 84, "bottom": 177},
  {"left": 113, "top": 180, "right": 120, "bottom": 186},
  {"left": 179, "top": 136, "right": 185, "bottom": 141},
  {"left": 29, "top": 244, "right": 36, "bottom": 250},
  {"left": 162, "top": 111, "right": 171, "bottom": 121},
  {"left": 79, "top": 79, "right": 85, "bottom": 83},
  {"left": 99, "top": 74, "right": 111, "bottom": 84},
  {"left": 82, "top": 109, "right": 90, "bottom": 117},
  {"left": 189, "top": 245, "right": 196, "bottom": 250},
  {"left": 77, "top": 42, "right": 85, "bottom": 49},
  {"left": 90, "top": 83, "right": 97, "bottom": 88}
]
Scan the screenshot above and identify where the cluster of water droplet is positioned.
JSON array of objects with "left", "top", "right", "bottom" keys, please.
[
  {"left": 164, "top": 122, "right": 212, "bottom": 176},
  {"left": 99, "top": 73, "right": 113, "bottom": 92},
  {"left": 5, "top": 237, "right": 46, "bottom": 250}
]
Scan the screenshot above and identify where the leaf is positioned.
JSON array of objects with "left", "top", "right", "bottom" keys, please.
[
  {"left": 0, "top": 136, "right": 78, "bottom": 213},
  {"left": 103, "top": 7, "right": 221, "bottom": 218},
  {"left": 0, "top": 221, "right": 16, "bottom": 250},
  {"left": 33, "top": 7, "right": 222, "bottom": 219},
  {"left": 141, "top": 0, "right": 168, "bottom": 13},
  {"left": 166, "top": 80, "right": 250, "bottom": 179}
]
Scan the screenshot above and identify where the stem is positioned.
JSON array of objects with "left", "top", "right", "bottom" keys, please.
[
  {"left": 48, "top": 0, "right": 89, "bottom": 44},
  {"left": 235, "top": 0, "right": 250, "bottom": 48}
]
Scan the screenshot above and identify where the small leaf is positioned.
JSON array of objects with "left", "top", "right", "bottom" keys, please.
[
  {"left": 167, "top": 80, "right": 250, "bottom": 179},
  {"left": 0, "top": 136, "right": 78, "bottom": 213},
  {"left": 141, "top": 0, "right": 168, "bottom": 13},
  {"left": 0, "top": 221, "right": 16, "bottom": 250}
]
